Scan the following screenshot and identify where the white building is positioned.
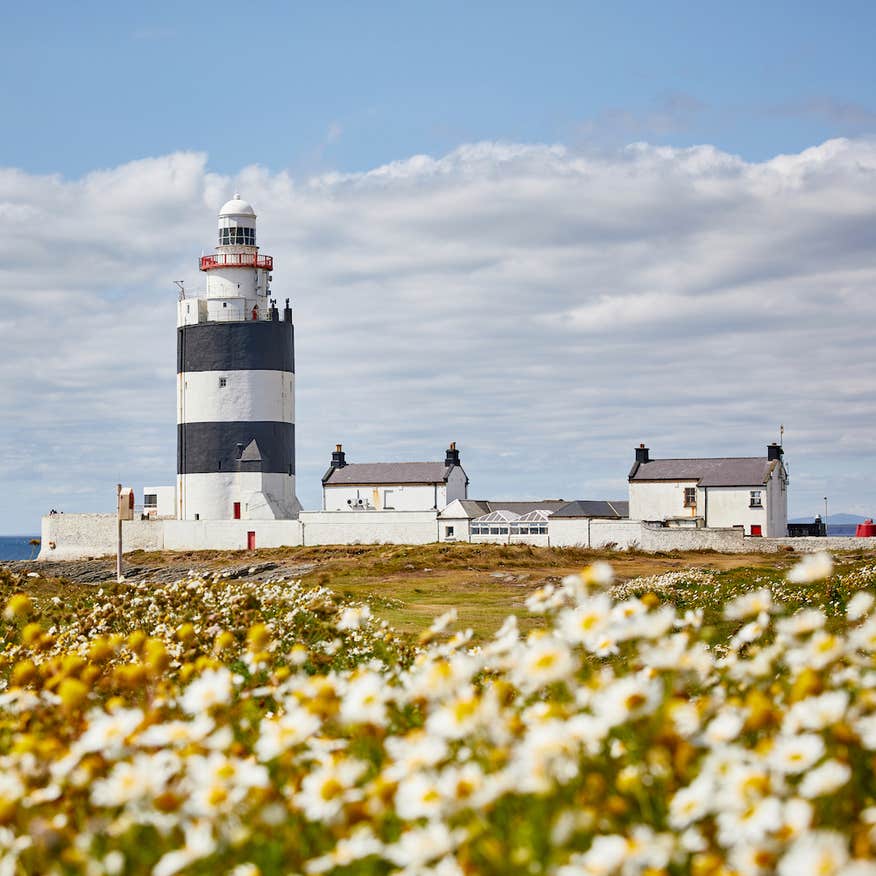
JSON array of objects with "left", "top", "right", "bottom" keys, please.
[
  {"left": 439, "top": 499, "right": 569, "bottom": 543},
  {"left": 176, "top": 195, "right": 300, "bottom": 521},
  {"left": 322, "top": 443, "right": 468, "bottom": 512},
  {"left": 143, "top": 486, "right": 175, "bottom": 519},
  {"left": 628, "top": 443, "right": 788, "bottom": 537}
]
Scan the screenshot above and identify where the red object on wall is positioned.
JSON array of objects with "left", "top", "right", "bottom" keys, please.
[
  {"left": 247, "top": 531, "right": 256, "bottom": 551},
  {"left": 856, "top": 519, "right": 876, "bottom": 537},
  {"left": 233, "top": 502, "right": 241, "bottom": 520},
  {"left": 750, "top": 525, "right": 762, "bottom": 537}
]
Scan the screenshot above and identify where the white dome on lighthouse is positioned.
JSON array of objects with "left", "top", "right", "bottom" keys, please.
[{"left": 219, "top": 193, "right": 256, "bottom": 218}]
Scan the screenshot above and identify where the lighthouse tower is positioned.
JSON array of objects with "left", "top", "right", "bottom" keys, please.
[{"left": 176, "top": 195, "right": 301, "bottom": 520}]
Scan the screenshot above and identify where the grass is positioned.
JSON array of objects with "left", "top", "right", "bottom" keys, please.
[{"left": 19, "top": 542, "right": 876, "bottom": 642}]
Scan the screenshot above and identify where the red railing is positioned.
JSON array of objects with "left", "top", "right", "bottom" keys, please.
[{"left": 199, "top": 253, "right": 273, "bottom": 271}]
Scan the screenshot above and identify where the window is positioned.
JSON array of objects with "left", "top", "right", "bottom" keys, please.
[
  {"left": 750, "top": 490, "right": 763, "bottom": 508},
  {"left": 144, "top": 494, "right": 157, "bottom": 508},
  {"left": 219, "top": 377, "right": 227, "bottom": 388},
  {"left": 683, "top": 487, "right": 697, "bottom": 507},
  {"left": 219, "top": 227, "right": 256, "bottom": 246},
  {"left": 445, "top": 526, "right": 455, "bottom": 538},
  {"left": 383, "top": 490, "right": 395, "bottom": 510}
]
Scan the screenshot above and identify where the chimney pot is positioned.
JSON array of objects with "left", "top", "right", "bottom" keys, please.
[
  {"left": 330, "top": 444, "right": 347, "bottom": 469},
  {"left": 767, "top": 442, "right": 784, "bottom": 461},
  {"left": 445, "top": 442, "right": 461, "bottom": 467}
]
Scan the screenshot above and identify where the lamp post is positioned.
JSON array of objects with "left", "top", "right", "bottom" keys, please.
[{"left": 824, "top": 496, "right": 829, "bottom": 537}]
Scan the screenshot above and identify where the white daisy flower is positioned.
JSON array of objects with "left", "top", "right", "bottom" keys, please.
[
  {"left": 799, "top": 759, "right": 851, "bottom": 798},
  {"left": 787, "top": 552, "right": 834, "bottom": 584},
  {"left": 769, "top": 733, "right": 825, "bottom": 774},
  {"left": 180, "top": 667, "right": 233, "bottom": 715}
]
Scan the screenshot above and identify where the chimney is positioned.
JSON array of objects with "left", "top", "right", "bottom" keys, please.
[
  {"left": 635, "top": 443, "right": 650, "bottom": 464},
  {"left": 331, "top": 444, "right": 347, "bottom": 468},
  {"left": 445, "top": 441, "right": 461, "bottom": 467},
  {"left": 767, "top": 442, "right": 783, "bottom": 461}
]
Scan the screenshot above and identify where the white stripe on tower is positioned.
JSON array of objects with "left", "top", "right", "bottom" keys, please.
[{"left": 177, "top": 371, "right": 294, "bottom": 424}]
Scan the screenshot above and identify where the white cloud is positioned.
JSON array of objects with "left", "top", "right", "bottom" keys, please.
[{"left": 2, "top": 138, "right": 875, "bottom": 531}]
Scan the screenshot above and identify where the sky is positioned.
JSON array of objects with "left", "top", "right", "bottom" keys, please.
[{"left": 1, "top": 1, "right": 875, "bottom": 533}]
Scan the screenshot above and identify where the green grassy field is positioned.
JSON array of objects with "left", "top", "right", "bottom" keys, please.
[{"left": 19, "top": 542, "right": 876, "bottom": 642}]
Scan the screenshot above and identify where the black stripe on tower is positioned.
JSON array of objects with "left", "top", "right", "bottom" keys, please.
[
  {"left": 178, "top": 422, "right": 296, "bottom": 474},
  {"left": 177, "top": 321, "right": 295, "bottom": 373}
]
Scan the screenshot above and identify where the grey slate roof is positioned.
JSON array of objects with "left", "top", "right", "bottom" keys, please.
[
  {"left": 441, "top": 499, "right": 568, "bottom": 519},
  {"left": 239, "top": 439, "right": 262, "bottom": 462},
  {"left": 629, "top": 457, "right": 778, "bottom": 487},
  {"left": 323, "top": 462, "right": 454, "bottom": 485},
  {"left": 552, "top": 500, "right": 630, "bottom": 519}
]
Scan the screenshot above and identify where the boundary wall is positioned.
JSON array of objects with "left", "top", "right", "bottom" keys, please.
[
  {"left": 299, "top": 511, "right": 439, "bottom": 546},
  {"left": 37, "top": 513, "right": 876, "bottom": 560},
  {"left": 39, "top": 514, "right": 165, "bottom": 561}
]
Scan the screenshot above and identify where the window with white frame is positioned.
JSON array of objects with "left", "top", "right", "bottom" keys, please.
[
  {"left": 383, "top": 490, "right": 395, "bottom": 510},
  {"left": 683, "top": 487, "right": 697, "bottom": 507},
  {"left": 749, "top": 490, "right": 763, "bottom": 508}
]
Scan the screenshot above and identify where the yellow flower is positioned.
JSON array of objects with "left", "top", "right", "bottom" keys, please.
[
  {"left": 58, "top": 677, "right": 88, "bottom": 712},
  {"left": 3, "top": 593, "right": 33, "bottom": 620},
  {"left": 246, "top": 623, "right": 271, "bottom": 651},
  {"left": 21, "top": 622, "right": 43, "bottom": 647},
  {"left": 214, "top": 631, "right": 236, "bottom": 652},
  {"left": 144, "top": 639, "right": 170, "bottom": 673},
  {"left": 88, "top": 637, "right": 116, "bottom": 663},
  {"left": 10, "top": 660, "right": 37, "bottom": 687},
  {"left": 127, "top": 630, "right": 148, "bottom": 653},
  {"left": 176, "top": 623, "right": 196, "bottom": 644}
]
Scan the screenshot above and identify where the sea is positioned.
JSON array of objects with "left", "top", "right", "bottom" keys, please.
[
  {"left": 0, "top": 536, "right": 41, "bottom": 562},
  {"left": 825, "top": 524, "right": 859, "bottom": 537}
]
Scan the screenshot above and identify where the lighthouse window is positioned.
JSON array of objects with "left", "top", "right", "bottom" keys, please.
[
  {"left": 219, "top": 378, "right": 227, "bottom": 388},
  {"left": 220, "top": 227, "right": 255, "bottom": 246}
]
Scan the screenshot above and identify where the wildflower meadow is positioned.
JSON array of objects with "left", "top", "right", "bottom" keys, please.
[{"left": 1, "top": 552, "right": 876, "bottom": 875}]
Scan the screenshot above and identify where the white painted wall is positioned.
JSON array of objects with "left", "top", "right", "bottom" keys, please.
[
  {"left": 143, "top": 486, "right": 175, "bottom": 518},
  {"left": 299, "top": 511, "right": 439, "bottom": 545},
  {"left": 766, "top": 470, "right": 788, "bottom": 537},
  {"left": 177, "top": 472, "right": 301, "bottom": 521},
  {"left": 205, "top": 264, "right": 268, "bottom": 301},
  {"left": 446, "top": 467, "right": 468, "bottom": 504},
  {"left": 178, "top": 371, "right": 294, "bottom": 424},
  {"left": 38, "top": 513, "right": 872, "bottom": 558},
  {"left": 630, "top": 471, "right": 788, "bottom": 537},
  {"left": 178, "top": 299, "right": 208, "bottom": 326},
  {"left": 438, "top": 517, "right": 471, "bottom": 542},
  {"left": 324, "top": 483, "right": 447, "bottom": 512},
  {"left": 207, "top": 297, "right": 246, "bottom": 322},
  {"left": 163, "top": 519, "right": 302, "bottom": 551},
  {"left": 549, "top": 518, "right": 644, "bottom": 548},
  {"left": 629, "top": 480, "right": 700, "bottom": 522},
  {"left": 701, "top": 486, "right": 765, "bottom": 535},
  {"left": 39, "top": 514, "right": 165, "bottom": 561}
]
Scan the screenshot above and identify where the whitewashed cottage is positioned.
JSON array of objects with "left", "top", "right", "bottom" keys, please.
[
  {"left": 321, "top": 443, "right": 469, "bottom": 512},
  {"left": 628, "top": 443, "right": 788, "bottom": 536}
]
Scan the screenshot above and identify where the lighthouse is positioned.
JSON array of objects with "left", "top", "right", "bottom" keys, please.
[{"left": 176, "top": 195, "right": 301, "bottom": 520}]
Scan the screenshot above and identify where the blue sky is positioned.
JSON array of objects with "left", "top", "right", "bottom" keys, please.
[
  {"left": 3, "top": 2, "right": 875, "bottom": 177},
  {"left": 2, "top": 2, "right": 876, "bottom": 534}
]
